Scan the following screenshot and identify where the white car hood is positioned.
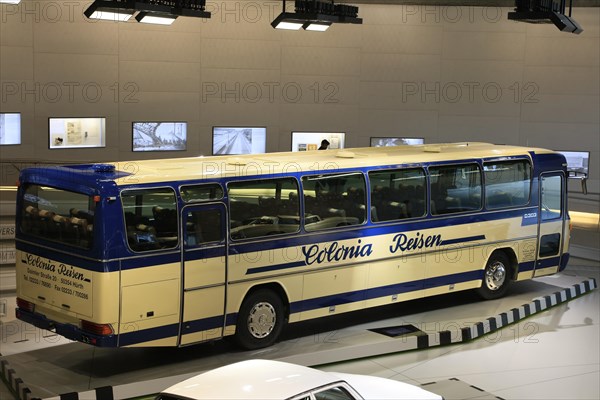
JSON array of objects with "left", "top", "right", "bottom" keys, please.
[{"left": 330, "top": 372, "right": 443, "bottom": 400}]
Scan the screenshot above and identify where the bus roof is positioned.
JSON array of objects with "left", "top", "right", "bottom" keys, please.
[{"left": 104, "top": 142, "right": 552, "bottom": 186}]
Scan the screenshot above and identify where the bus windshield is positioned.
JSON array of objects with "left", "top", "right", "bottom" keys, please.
[{"left": 20, "top": 184, "right": 95, "bottom": 249}]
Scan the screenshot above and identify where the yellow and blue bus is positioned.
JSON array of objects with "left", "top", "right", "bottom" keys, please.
[{"left": 15, "top": 142, "right": 570, "bottom": 349}]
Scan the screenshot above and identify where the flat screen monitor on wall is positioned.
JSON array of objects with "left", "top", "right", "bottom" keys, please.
[
  {"left": 291, "top": 132, "right": 345, "bottom": 151},
  {"left": 558, "top": 151, "right": 590, "bottom": 176},
  {"left": 370, "top": 137, "right": 424, "bottom": 147},
  {"left": 0, "top": 113, "right": 21, "bottom": 145},
  {"left": 212, "top": 127, "right": 266, "bottom": 155},
  {"left": 49, "top": 117, "right": 106, "bottom": 149},
  {"left": 133, "top": 122, "right": 187, "bottom": 152}
]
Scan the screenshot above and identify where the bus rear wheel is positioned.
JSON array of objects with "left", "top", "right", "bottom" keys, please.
[
  {"left": 477, "top": 252, "right": 512, "bottom": 300},
  {"left": 235, "top": 289, "right": 285, "bottom": 350}
]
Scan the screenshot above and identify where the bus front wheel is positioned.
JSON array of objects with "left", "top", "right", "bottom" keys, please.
[
  {"left": 235, "top": 289, "right": 285, "bottom": 350},
  {"left": 477, "top": 252, "right": 512, "bottom": 300}
]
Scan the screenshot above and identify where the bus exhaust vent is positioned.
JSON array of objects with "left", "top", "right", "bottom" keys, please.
[
  {"left": 226, "top": 157, "right": 249, "bottom": 166},
  {"left": 335, "top": 151, "right": 355, "bottom": 159}
]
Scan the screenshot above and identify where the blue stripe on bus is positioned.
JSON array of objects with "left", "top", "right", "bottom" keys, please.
[
  {"left": 440, "top": 235, "right": 486, "bottom": 246},
  {"left": 246, "top": 261, "right": 306, "bottom": 275},
  {"left": 521, "top": 215, "right": 538, "bottom": 226},
  {"left": 182, "top": 315, "right": 225, "bottom": 334},
  {"left": 519, "top": 261, "right": 536, "bottom": 272},
  {"left": 423, "top": 270, "right": 484, "bottom": 289},
  {"left": 537, "top": 256, "right": 561, "bottom": 269},
  {"left": 183, "top": 246, "right": 226, "bottom": 261},
  {"left": 289, "top": 269, "right": 483, "bottom": 314},
  {"left": 118, "top": 322, "right": 180, "bottom": 347}
]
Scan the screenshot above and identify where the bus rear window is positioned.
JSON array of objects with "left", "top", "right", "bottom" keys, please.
[{"left": 20, "top": 184, "right": 95, "bottom": 249}]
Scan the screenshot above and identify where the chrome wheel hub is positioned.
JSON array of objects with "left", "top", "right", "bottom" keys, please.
[
  {"left": 485, "top": 261, "right": 506, "bottom": 291},
  {"left": 247, "top": 302, "right": 276, "bottom": 339}
]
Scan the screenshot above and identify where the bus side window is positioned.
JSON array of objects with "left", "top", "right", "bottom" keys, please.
[
  {"left": 430, "top": 164, "right": 481, "bottom": 215},
  {"left": 228, "top": 178, "right": 300, "bottom": 240},
  {"left": 368, "top": 168, "right": 426, "bottom": 222},
  {"left": 302, "top": 172, "right": 367, "bottom": 231},
  {"left": 180, "top": 183, "right": 224, "bottom": 203},
  {"left": 121, "top": 188, "right": 178, "bottom": 252},
  {"left": 484, "top": 159, "right": 531, "bottom": 209},
  {"left": 186, "top": 209, "right": 223, "bottom": 246}
]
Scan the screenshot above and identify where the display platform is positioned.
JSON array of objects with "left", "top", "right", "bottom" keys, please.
[{"left": 0, "top": 271, "right": 596, "bottom": 400}]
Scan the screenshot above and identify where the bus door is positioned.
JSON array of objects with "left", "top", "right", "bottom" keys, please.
[
  {"left": 178, "top": 203, "right": 228, "bottom": 346},
  {"left": 535, "top": 173, "right": 566, "bottom": 277}
]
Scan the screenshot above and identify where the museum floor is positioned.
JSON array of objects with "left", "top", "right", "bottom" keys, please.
[
  {"left": 1, "top": 259, "right": 598, "bottom": 399},
  {"left": 319, "top": 258, "right": 600, "bottom": 400}
]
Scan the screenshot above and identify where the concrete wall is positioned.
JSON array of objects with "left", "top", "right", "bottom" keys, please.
[{"left": 0, "top": 2, "right": 598, "bottom": 197}]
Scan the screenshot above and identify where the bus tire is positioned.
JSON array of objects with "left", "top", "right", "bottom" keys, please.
[
  {"left": 235, "top": 289, "right": 285, "bottom": 350},
  {"left": 477, "top": 252, "right": 512, "bottom": 300}
]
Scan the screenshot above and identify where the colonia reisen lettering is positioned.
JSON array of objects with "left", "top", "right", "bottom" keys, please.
[
  {"left": 302, "top": 240, "right": 373, "bottom": 265},
  {"left": 389, "top": 232, "right": 442, "bottom": 253}
]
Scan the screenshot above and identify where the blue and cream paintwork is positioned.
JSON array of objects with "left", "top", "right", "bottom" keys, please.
[{"left": 15, "top": 142, "right": 570, "bottom": 347}]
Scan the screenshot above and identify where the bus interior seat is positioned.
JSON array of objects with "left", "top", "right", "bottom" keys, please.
[
  {"left": 199, "top": 213, "right": 222, "bottom": 243},
  {"left": 343, "top": 188, "right": 366, "bottom": 223},
  {"left": 487, "top": 192, "right": 513, "bottom": 208},
  {"left": 382, "top": 201, "right": 407, "bottom": 221},
  {"left": 152, "top": 206, "right": 178, "bottom": 237}
]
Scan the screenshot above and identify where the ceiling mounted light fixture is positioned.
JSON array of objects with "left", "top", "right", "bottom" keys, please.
[
  {"left": 508, "top": 0, "right": 582, "bottom": 34},
  {"left": 273, "top": 20, "right": 304, "bottom": 30},
  {"left": 303, "top": 21, "right": 332, "bottom": 31},
  {"left": 84, "top": 0, "right": 135, "bottom": 22},
  {"left": 135, "top": 12, "right": 177, "bottom": 25},
  {"left": 84, "top": 0, "right": 211, "bottom": 24},
  {"left": 272, "top": 0, "right": 361, "bottom": 31}
]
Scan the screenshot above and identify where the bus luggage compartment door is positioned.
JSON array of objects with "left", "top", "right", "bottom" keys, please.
[{"left": 179, "top": 203, "right": 228, "bottom": 345}]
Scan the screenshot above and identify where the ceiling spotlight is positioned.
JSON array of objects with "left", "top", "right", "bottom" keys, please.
[
  {"left": 271, "top": 0, "right": 361, "bottom": 32},
  {"left": 84, "top": 0, "right": 135, "bottom": 22},
  {"left": 273, "top": 20, "right": 304, "bottom": 30},
  {"left": 135, "top": 12, "right": 177, "bottom": 25},
  {"left": 304, "top": 22, "right": 331, "bottom": 32}
]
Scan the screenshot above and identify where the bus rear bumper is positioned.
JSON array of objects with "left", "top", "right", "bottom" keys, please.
[{"left": 15, "top": 308, "right": 117, "bottom": 347}]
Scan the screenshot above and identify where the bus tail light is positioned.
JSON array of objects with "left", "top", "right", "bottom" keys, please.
[
  {"left": 16, "top": 297, "right": 35, "bottom": 313},
  {"left": 81, "top": 320, "right": 114, "bottom": 336}
]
